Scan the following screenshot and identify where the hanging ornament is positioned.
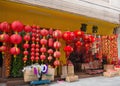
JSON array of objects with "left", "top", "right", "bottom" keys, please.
[
  {"left": 53, "top": 41, "right": 61, "bottom": 49},
  {"left": 10, "top": 47, "right": 20, "bottom": 57},
  {"left": 0, "top": 22, "right": 10, "bottom": 32},
  {"left": 53, "top": 30, "right": 62, "bottom": 39},
  {"left": 53, "top": 51, "right": 61, "bottom": 59},
  {"left": 54, "top": 60, "right": 60, "bottom": 67},
  {"left": 64, "top": 45, "right": 73, "bottom": 57}
]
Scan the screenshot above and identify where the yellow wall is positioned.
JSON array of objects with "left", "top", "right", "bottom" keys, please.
[{"left": 0, "top": 0, "right": 118, "bottom": 35}]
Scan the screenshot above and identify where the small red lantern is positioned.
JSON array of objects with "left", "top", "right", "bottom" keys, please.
[
  {"left": 40, "top": 54, "right": 46, "bottom": 60},
  {"left": 32, "top": 33, "right": 36, "bottom": 37},
  {"left": 53, "top": 30, "right": 62, "bottom": 39},
  {"left": 24, "top": 25, "right": 32, "bottom": 32},
  {"left": 62, "top": 31, "right": 70, "bottom": 41},
  {"left": 0, "top": 33, "right": 9, "bottom": 42},
  {"left": 49, "top": 28, "right": 53, "bottom": 35},
  {"left": 48, "top": 38, "right": 53, "bottom": 47},
  {"left": 31, "top": 52, "right": 35, "bottom": 56},
  {"left": 40, "top": 29, "right": 48, "bottom": 36},
  {"left": 54, "top": 51, "right": 61, "bottom": 58},
  {"left": 32, "top": 37, "right": 35, "bottom": 42},
  {"left": 54, "top": 60, "right": 60, "bottom": 67},
  {"left": 40, "top": 47, "right": 46, "bottom": 53},
  {"left": 31, "top": 43, "right": 35, "bottom": 48},
  {"left": 53, "top": 41, "right": 61, "bottom": 49},
  {"left": 24, "top": 35, "right": 30, "bottom": 41},
  {"left": 48, "top": 49, "right": 53, "bottom": 54},
  {"left": 40, "top": 38, "right": 47, "bottom": 45},
  {"left": 23, "top": 57, "right": 27, "bottom": 62},
  {"left": 0, "top": 46, "right": 7, "bottom": 52},
  {"left": 74, "top": 30, "right": 84, "bottom": 38},
  {"left": 23, "top": 51, "right": 28, "bottom": 55},
  {"left": 23, "top": 44, "right": 29, "bottom": 49},
  {"left": 36, "top": 53, "right": 39, "bottom": 56},
  {"left": 10, "top": 34, "right": 22, "bottom": 44},
  {"left": 76, "top": 41, "right": 82, "bottom": 47},
  {"left": 36, "top": 48, "right": 39, "bottom": 52},
  {"left": 11, "top": 21, "right": 24, "bottom": 32},
  {"left": 31, "top": 56, "right": 34, "bottom": 61},
  {"left": 36, "top": 44, "right": 40, "bottom": 48},
  {"left": 35, "top": 56, "right": 39, "bottom": 61},
  {"left": 10, "top": 47, "right": 20, "bottom": 56},
  {"left": 0, "top": 22, "right": 10, "bottom": 32},
  {"left": 48, "top": 56, "right": 52, "bottom": 61},
  {"left": 36, "top": 38, "right": 40, "bottom": 42},
  {"left": 64, "top": 45, "right": 73, "bottom": 53},
  {"left": 31, "top": 48, "right": 35, "bottom": 52}
]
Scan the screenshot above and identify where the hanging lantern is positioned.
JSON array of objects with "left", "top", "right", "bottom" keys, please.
[
  {"left": 36, "top": 53, "right": 39, "bottom": 57},
  {"left": 64, "top": 45, "right": 73, "bottom": 57},
  {"left": 0, "top": 46, "right": 7, "bottom": 54},
  {"left": 31, "top": 48, "right": 35, "bottom": 52},
  {"left": 48, "top": 38, "right": 53, "bottom": 47},
  {"left": 31, "top": 43, "right": 35, "bottom": 48},
  {"left": 54, "top": 60, "right": 60, "bottom": 67},
  {"left": 36, "top": 38, "right": 40, "bottom": 42},
  {"left": 40, "top": 47, "right": 47, "bottom": 53},
  {"left": 23, "top": 43, "right": 29, "bottom": 49},
  {"left": 54, "top": 51, "right": 61, "bottom": 59},
  {"left": 40, "top": 29, "right": 48, "bottom": 36},
  {"left": 11, "top": 21, "right": 24, "bottom": 32},
  {"left": 31, "top": 52, "right": 35, "bottom": 56},
  {"left": 24, "top": 25, "right": 32, "bottom": 32},
  {"left": 24, "top": 35, "right": 30, "bottom": 41},
  {"left": 47, "top": 49, "right": 53, "bottom": 55},
  {"left": 0, "top": 22, "right": 10, "bottom": 32},
  {"left": 62, "top": 31, "right": 70, "bottom": 41},
  {"left": 31, "top": 56, "right": 34, "bottom": 62},
  {"left": 40, "top": 38, "right": 47, "bottom": 45},
  {"left": 53, "top": 30, "right": 62, "bottom": 39},
  {"left": 10, "top": 34, "right": 22, "bottom": 44},
  {"left": 74, "top": 30, "right": 84, "bottom": 38},
  {"left": 10, "top": 47, "right": 20, "bottom": 57},
  {"left": 40, "top": 54, "right": 46, "bottom": 61},
  {"left": 32, "top": 33, "right": 36, "bottom": 37},
  {"left": 23, "top": 51, "right": 29, "bottom": 55},
  {"left": 0, "top": 33, "right": 9, "bottom": 42},
  {"left": 36, "top": 44, "right": 40, "bottom": 48},
  {"left": 53, "top": 41, "right": 61, "bottom": 49},
  {"left": 48, "top": 56, "right": 53, "bottom": 61},
  {"left": 76, "top": 41, "right": 82, "bottom": 47},
  {"left": 49, "top": 28, "right": 53, "bottom": 35},
  {"left": 36, "top": 48, "right": 39, "bottom": 52}
]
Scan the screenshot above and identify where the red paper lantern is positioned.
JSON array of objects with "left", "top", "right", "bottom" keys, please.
[
  {"left": 0, "top": 22, "right": 10, "bottom": 32},
  {"left": 49, "top": 28, "right": 53, "bottom": 35},
  {"left": 0, "top": 46, "right": 7, "bottom": 52},
  {"left": 10, "top": 47, "right": 20, "bottom": 55},
  {"left": 36, "top": 29, "right": 40, "bottom": 33},
  {"left": 62, "top": 31, "right": 70, "bottom": 41},
  {"left": 10, "top": 34, "right": 22, "bottom": 44},
  {"left": 11, "top": 21, "right": 24, "bottom": 32},
  {"left": 53, "top": 41, "right": 61, "bottom": 49},
  {"left": 36, "top": 44, "right": 40, "bottom": 48},
  {"left": 36, "top": 53, "right": 39, "bottom": 56},
  {"left": 48, "top": 56, "right": 52, "bottom": 61},
  {"left": 24, "top": 35, "right": 30, "bottom": 41},
  {"left": 36, "top": 38, "right": 40, "bottom": 42},
  {"left": 36, "top": 34, "right": 40, "bottom": 37},
  {"left": 40, "top": 38, "right": 47, "bottom": 45},
  {"left": 47, "top": 49, "right": 53, "bottom": 54},
  {"left": 54, "top": 51, "right": 61, "bottom": 58},
  {"left": 54, "top": 60, "right": 60, "bottom": 66},
  {"left": 36, "top": 48, "right": 39, "bottom": 52},
  {"left": 40, "top": 54, "right": 46, "bottom": 60},
  {"left": 32, "top": 37, "right": 35, "bottom": 41},
  {"left": 31, "top": 43, "right": 35, "bottom": 48},
  {"left": 76, "top": 41, "right": 82, "bottom": 47},
  {"left": 31, "top": 56, "right": 34, "bottom": 61},
  {"left": 24, "top": 25, "right": 32, "bottom": 32},
  {"left": 74, "top": 30, "right": 84, "bottom": 38},
  {"left": 40, "top": 29, "right": 48, "bottom": 36},
  {"left": 40, "top": 47, "right": 46, "bottom": 53},
  {"left": 31, "top": 48, "right": 35, "bottom": 52},
  {"left": 48, "top": 38, "right": 53, "bottom": 47},
  {"left": 0, "top": 33, "right": 9, "bottom": 42},
  {"left": 32, "top": 33, "right": 36, "bottom": 37},
  {"left": 23, "top": 51, "right": 28, "bottom": 55},
  {"left": 64, "top": 45, "right": 73, "bottom": 53},
  {"left": 53, "top": 30, "right": 62, "bottom": 39},
  {"left": 23, "top": 57, "right": 27, "bottom": 62},
  {"left": 35, "top": 56, "right": 39, "bottom": 61},
  {"left": 23, "top": 44, "right": 29, "bottom": 49},
  {"left": 31, "top": 52, "right": 35, "bottom": 56}
]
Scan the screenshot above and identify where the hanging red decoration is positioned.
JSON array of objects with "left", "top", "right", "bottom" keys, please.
[
  {"left": 40, "top": 38, "right": 47, "bottom": 45},
  {"left": 74, "top": 30, "right": 84, "bottom": 38},
  {"left": 54, "top": 60, "right": 60, "bottom": 67},
  {"left": 32, "top": 33, "right": 36, "bottom": 37},
  {"left": 23, "top": 57, "right": 27, "bottom": 62},
  {"left": 31, "top": 56, "right": 34, "bottom": 61},
  {"left": 36, "top": 38, "right": 40, "bottom": 42},
  {"left": 54, "top": 51, "right": 61, "bottom": 59},
  {"left": 36, "top": 53, "right": 39, "bottom": 57},
  {"left": 47, "top": 49, "right": 53, "bottom": 54},
  {"left": 23, "top": 51, "right": 29, "bottom": 55},
  {"left": 11, "top": 21, "right": 24, "bottom": 32},
  {"left": 31, "top": 52, "right": 35, "bottom": 56},
  {"left": 40, "top": 54, "right": 46, "bottom": 61},
  {"left": 36, "top": 44, "right": 40, "bottom": 48},
  {"left": 49, "top": 28, "right": 53, "bottom": 35},
  {"left": 24, "top": 25, "right": 32, "bottom": 32},
  {"left": 0, "top": 46, "right": 7, "bottom": 53},
  {"left": 0, "top": 33, "right": 9, "bottom": 42},
  {"left": 64, "top": 45, "right": 73, "bottom": 53},
  {"left": 48, "top": 38, "right": 53, "bottom": 47},
  {"left": 32, "top": 37, "right": 35, "bottom": 42},
  {"left": 23, "top": 43, "right": 29, "bottom": 49},
  {"left": 24, "top": 35, "right": 30, "bottom": 41},
  {"left": 36, "top": 48, "right": 39, "bottom": 52},
  {"left": 76, "top": 41, "right": 82, "bottom": 47},
  {"left": 53, "top": 41, "right": 61, "bottom": 49},
  {"left": 48, "top": 56, "right": 53, "bottom": 61},
  {"left": 40, "top": 29, "right": 48, "bottom": 36},
  {"left": 40, "top": 47, "right": 47, "bottom": 53},
  {"left": 31, "top": 43, "right": 35, "bottom": 48},
  {"left": 10, "top": 34, "right": 22, "bottom": 44},
  {"left": 0, "top": 22, "right": 10, "bottom": 32},
  {"left": 53, "top": 30, "right": 62, "bottom": 39},
  {"left": 31, "top": 48, "right": 35, "bottom": 52},
  {"left": 10, "top": 47, "right": 20, "bottom": 56}
]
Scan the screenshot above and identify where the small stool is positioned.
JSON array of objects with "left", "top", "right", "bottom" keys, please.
[{"left": 30, "top": 80, "right": 50, "bottom": 86}]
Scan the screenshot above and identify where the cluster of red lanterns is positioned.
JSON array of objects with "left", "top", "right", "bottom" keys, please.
[
  {"left": 23, "top": 25, "right": 32, "bottom": 63},
  {"left": 0, "top": 22, "right": 10, "bottom": 55},
  {"left": 53, "top": 30, "right": 62, "bottom": 67}
]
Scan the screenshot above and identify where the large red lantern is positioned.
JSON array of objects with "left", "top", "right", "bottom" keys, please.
[
  {"left": 10, "top": 34, "right": 22, "bottom": 44},
  {"left": 0, "top": 46, "right": 7, "bottom": 53},
  {"left": 47, "top": 49, "right": 53, "bottom": 54},
  {"left": 40, "top": 29, "right": 48, "bottom": 36},
  {"left": 64, "top": 45, "right": 73, "bottom": 53},
  {"left": 24, "top": 25, "right": 32, "bottom": 32},
  {"left": 62, "top": 31, "right": 70, "bottom": 41},
  {"left": 0, "top": 22, "right": 10, "bottom": 32},
  {"left": 40, "top": 54, "right": 46, "bottom": 61},
  {"left": 11, "top": 21, "right": 23, "bottom": 32},
  {"left": 10, "top": 47, "right": 20, "bottom": 56},
  {"left": 40, "top": 47, "right": 47, "bottom": 53},
  {"left": 53, "top": 41, "right": 61, "bottom": 49},
  {"left": 53, "top": 30, "right": 62, "bottom": 39}
]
